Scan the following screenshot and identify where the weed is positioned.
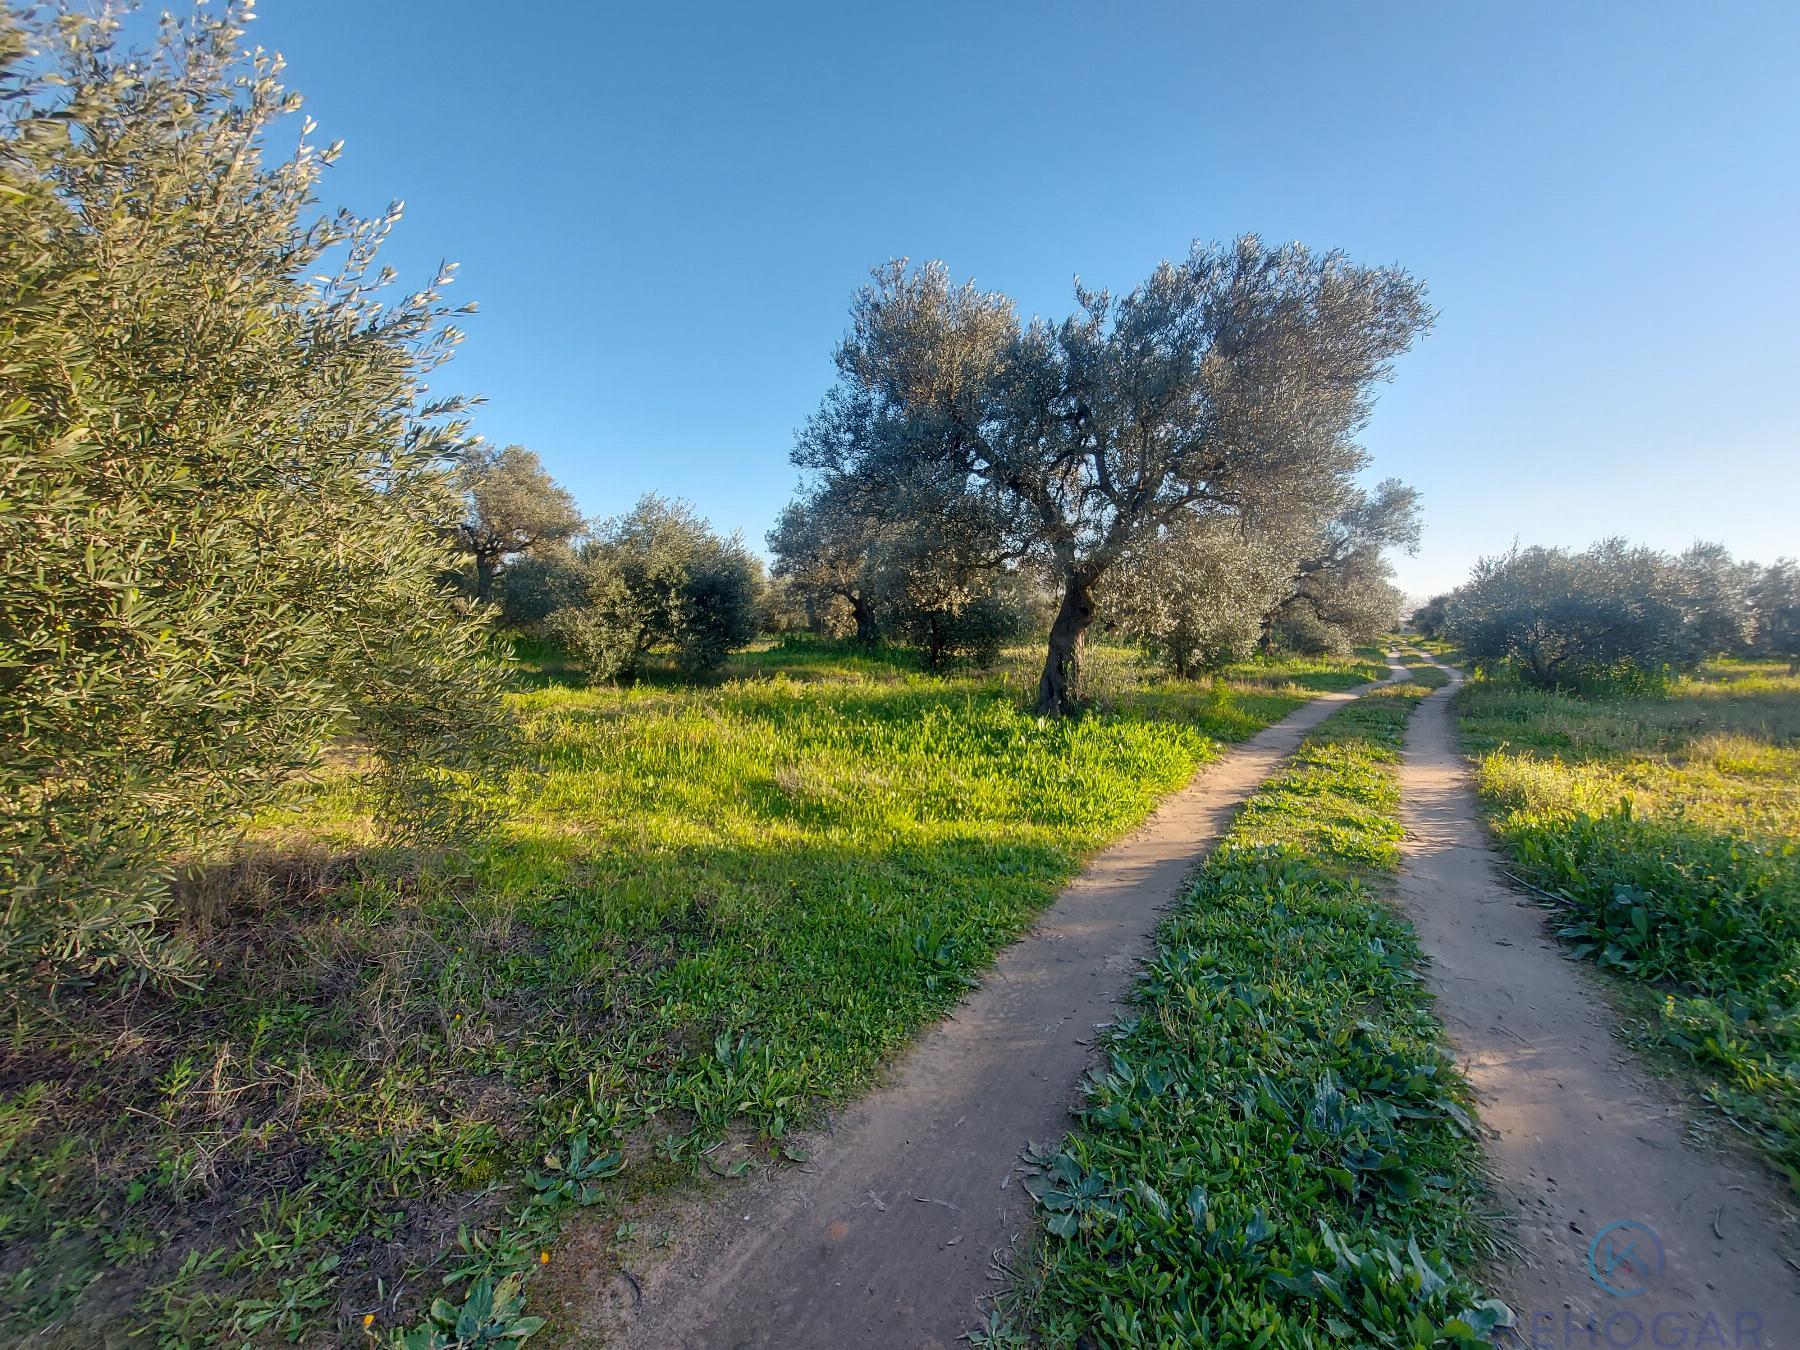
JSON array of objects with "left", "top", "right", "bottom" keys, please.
[
  {"left": 999, "top": 682, "right": 1509, "bottom": 1345},
  {"left": 1459, "top": 660, "right": 1800, "bottom": 1188},
  {"left": 0, "top": 641, "right": 1385, "bottom": 1343}
]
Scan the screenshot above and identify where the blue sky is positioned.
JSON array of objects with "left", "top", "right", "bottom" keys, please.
[{"left": 247, "top": 0, "right": 1798, "bottom": 598}]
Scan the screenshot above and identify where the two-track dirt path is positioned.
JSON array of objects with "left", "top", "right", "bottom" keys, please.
[
  {"left": 579, "top": 663, "right": 1407, "bottom": 1349},
  {"left": 1397, "top": 656, "right": 1800, "bottom": 1347}
]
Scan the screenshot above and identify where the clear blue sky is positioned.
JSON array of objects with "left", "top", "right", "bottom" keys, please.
[{"left": 247, "top": 0, "right": 1798, "bottom": 599}]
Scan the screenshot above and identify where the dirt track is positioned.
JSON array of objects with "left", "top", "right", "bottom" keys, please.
[
  {"left": 1397, "top": 657, "right": 1800, "bottom": 1346},
  {"left": 575, "top": 666, "right": 1404, "bottom": 1348}
]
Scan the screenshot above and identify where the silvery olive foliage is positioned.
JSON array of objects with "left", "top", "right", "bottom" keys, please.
[
  {"left": 1263, "top": 478, "right": 1417, "bottom": 654},
  {"left": 1409, "top": 593, "right": 1450, "bottom": 639},
  {"left": 550, "top": 495, "right": 763, "bottom": 680},
  {"left": 1674, "top": 540, "right": 1757, "bottom": 658},
  {"left": 0, "top": 4, "right": 512, "bottom": 999},
  {"left": 1105, "top": 516, "right": 1297, "bottom": 677},
  {"left": 1750, "top": 559, "right": 1800, "bottom": 673},
  {"left": 456, "top": 443, "right": 586, "bottom": 602},
  {"left": 1444, "top": 540, "right": 1700, "bottom": 687},
  {"left": 796, "top": 239, "right": 1433, "bottom": 714},
  {"left": 769, "top": 471, "right": 1023, "bottom": 665},
  {"left": 767, "top": 481, "right": 889, "bottom": 645},
  {"left": 1444, "top": 539, "right": 1791, "bottom": 688}
]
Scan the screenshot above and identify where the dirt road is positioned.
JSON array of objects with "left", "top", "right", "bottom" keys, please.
[
  {"left": 1396, "top": 657, "right": 1800, "bottom": 1348},
  {"left": 579, "top": 666, "right": 1405, "bottom": 1349}
]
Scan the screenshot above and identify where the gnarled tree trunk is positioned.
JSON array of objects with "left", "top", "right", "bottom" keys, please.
[
  {"left": 1036, "top": 573, "right": 1096, "bottom": 716},
  {"left": 849, "top": 593, "right": 879, "bottom": 647}
]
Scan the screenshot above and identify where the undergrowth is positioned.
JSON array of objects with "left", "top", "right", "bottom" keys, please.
[
  {"left": 0, "top": 640, "right": 1387, "bottom": 1346},
  {"left": 992, "top": 680, "right": 1509, "bottom": 1347},
  {"left": 1459, "top": 660, "right": 1800, "bottom": 1189}
]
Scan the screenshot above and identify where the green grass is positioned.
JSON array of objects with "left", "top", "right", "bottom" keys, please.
[
  {"left": 1458, "top": 659, "right": 1800, "bottom": 1188},
  {"left": 988, "top": 682, "right": 1508, "bottom": 1348},
  {"left": 0, "top": 638, "right": 1387, "bottom": 1346}
]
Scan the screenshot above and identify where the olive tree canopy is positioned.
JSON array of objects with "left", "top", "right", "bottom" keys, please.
[
  {"left": 457, "top": 443, "right": 585, "bottom": 601},
  {"left": 1262, "top": 477, "right": 1419, "bottom": 652},
  {"left": 797, "top": 237, "right": 1433, "bottom": 714},
  {"left": 0, "top": 4, "right": 511, "bottom": 996}
]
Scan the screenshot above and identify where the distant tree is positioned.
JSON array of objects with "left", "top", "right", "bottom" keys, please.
[
  {"left": 551, "top": 495, "right": 761, "bottom": 680},
  {"left": 1261, "top": 478, "right": 1420, "bottom": 653},
  {"left": 1107, "top": 517, "right": 1293, "bottom": 677},
  {"left": 457, "top": 443, "right": 585, "bottom": 602},
  {"left": 0, "top": 5, "right": 511, "bottom": 995},
  {"left": 797, "top": 239, "right": 1432, "bottom": 714},
  {"left": 1444, "top": 541, "right": 1697, "bottom": 688},
  {"left": 1274, "top": 549, "right": 1405, "bottom": 654},
  {"left": 497, "top": 546, "right": 588, "bottom": 627},
  {"left": 768, "top": 484, "right": 886, "bottom": 646},
  {"left": 1410, "top": 593, "right": 1450, "bottom": 638},
  {"left": 1674, "top": 541, "right": 1756, "bottom": 657},
  {"left": 1749, "top": 559, "right": 1800, "bottom": 673}
]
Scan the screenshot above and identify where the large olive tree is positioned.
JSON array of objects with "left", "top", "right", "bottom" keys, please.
[
  {"left": 0, "top": 5, "right": 511, "bottom": 996},
  {"left": 796, "top": 239, "right": 1432, "bottom": 714}
]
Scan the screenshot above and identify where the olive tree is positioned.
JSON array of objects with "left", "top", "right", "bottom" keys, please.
[
  {"left": 1444, "top": 541, "right": 1697, "bottom": 687},
  {"left": 797, "top": 239, "right": 1432, "bottom": 714},
  {"left": 768, "top": 482, "right": 887, "bottom": 645},
  {"left": 1410, "top": 593, "right": 1450, "bottom": 638},
  {"left": 1106, "top": 516, "right": 1294, "bottom": 676},
  {"left": 1260, "top": 478, "right": 1419, "bottom": 652},
  {"left": 1749, "top": 559, "right": 1800, "bottom": 673},
  {"left": 456, "top": 443, "right": 585, "bottom": 602},
  {"left": 0, "top": 5, "right": 511, "bottom": 996},
  {"left": 551, "top": 495, "right": 762, "bottom": 680},
  {"left": 1674, "top": 541, "right": 1756, "bottom": 657}
]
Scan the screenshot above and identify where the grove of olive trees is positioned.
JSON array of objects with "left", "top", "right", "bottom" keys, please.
[
  {"left": 1428, "top": 538, "right": 1800, "bottom": 686},
  {"left": 787, "top": 247, "right": 1434, "bottom": 714}
]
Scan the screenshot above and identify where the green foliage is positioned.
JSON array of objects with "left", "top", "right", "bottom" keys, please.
[
  {"left": 1, "top": 638, "right": 1387, "bottom": 1343},
  {"left": 1461, "top": 667, "right": 1800, "bottom": 1187},
  {"left": 1411, "top": 595, "right": 1450, "bottom": 639},
  {"left": 549, "top": 495, "right": 762, "bottom": 681},
  {"left": 1107, "top": 516, "right": 1293, "bottom": 677},
  {"left": 1444, "top": 539, "right": 1781, "bottom": 689},
  {"left": 401, "top": 1274, "right": 544, "bottom": 1348},
  {"left": 0, "top": 4, "right": 510, "bottom": 1001},
  {"left": 897, "top": 575, "right": 1034, "bottom": 670},
  {"left": 497, "top": 549, "right": 589, "bottom": 627},
  {"left": 1750, "top": 559, "right": 1800, "bottom": 672},
  {"left": 455, "top": 444, "right": 585, "bottom": 603},
  {"left": 797, "top": 239, "right": 1433, "bottom": 715},
  {"left": 1005, "top": 684, "right": 1508, "bottom": 1346}
]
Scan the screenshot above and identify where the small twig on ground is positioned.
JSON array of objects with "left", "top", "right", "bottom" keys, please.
[{"left": 1502, "top": 870, "right": 1577, "bottom": 909}]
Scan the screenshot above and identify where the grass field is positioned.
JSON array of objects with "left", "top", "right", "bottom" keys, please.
[
  {"left": 1, "top": 638, "right": 1386, "bottom": 1345},
  {"left": 987, "top": 680, "right": 1508, "bottom": 1347},
  {"left": 1458, "top": 659, "right": 1800, "bottom": 1187}
]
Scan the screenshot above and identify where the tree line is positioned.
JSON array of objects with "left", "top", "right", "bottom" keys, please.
[
  {"left": 1413, "top": 541, "right": 1800, "bottom": 687},
  {"left": 2, "top": 2, "right": 1426, "bottom": 1004}
]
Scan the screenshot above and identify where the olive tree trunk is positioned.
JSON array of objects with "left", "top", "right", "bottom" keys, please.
[
  {"left": 850, "top": 594, "right": 879, "bottom": 647},
  {"left": 1036, "top": 574, "right": 1097, "bottom": 717}
]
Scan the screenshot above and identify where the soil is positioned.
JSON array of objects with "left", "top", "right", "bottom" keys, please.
[
  {"left": 1396, "top": 657, "right": 1800, "bottom": 1347},
  {"left": 559, "top": 666, "right": 1406, "bottom": 1348}
]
